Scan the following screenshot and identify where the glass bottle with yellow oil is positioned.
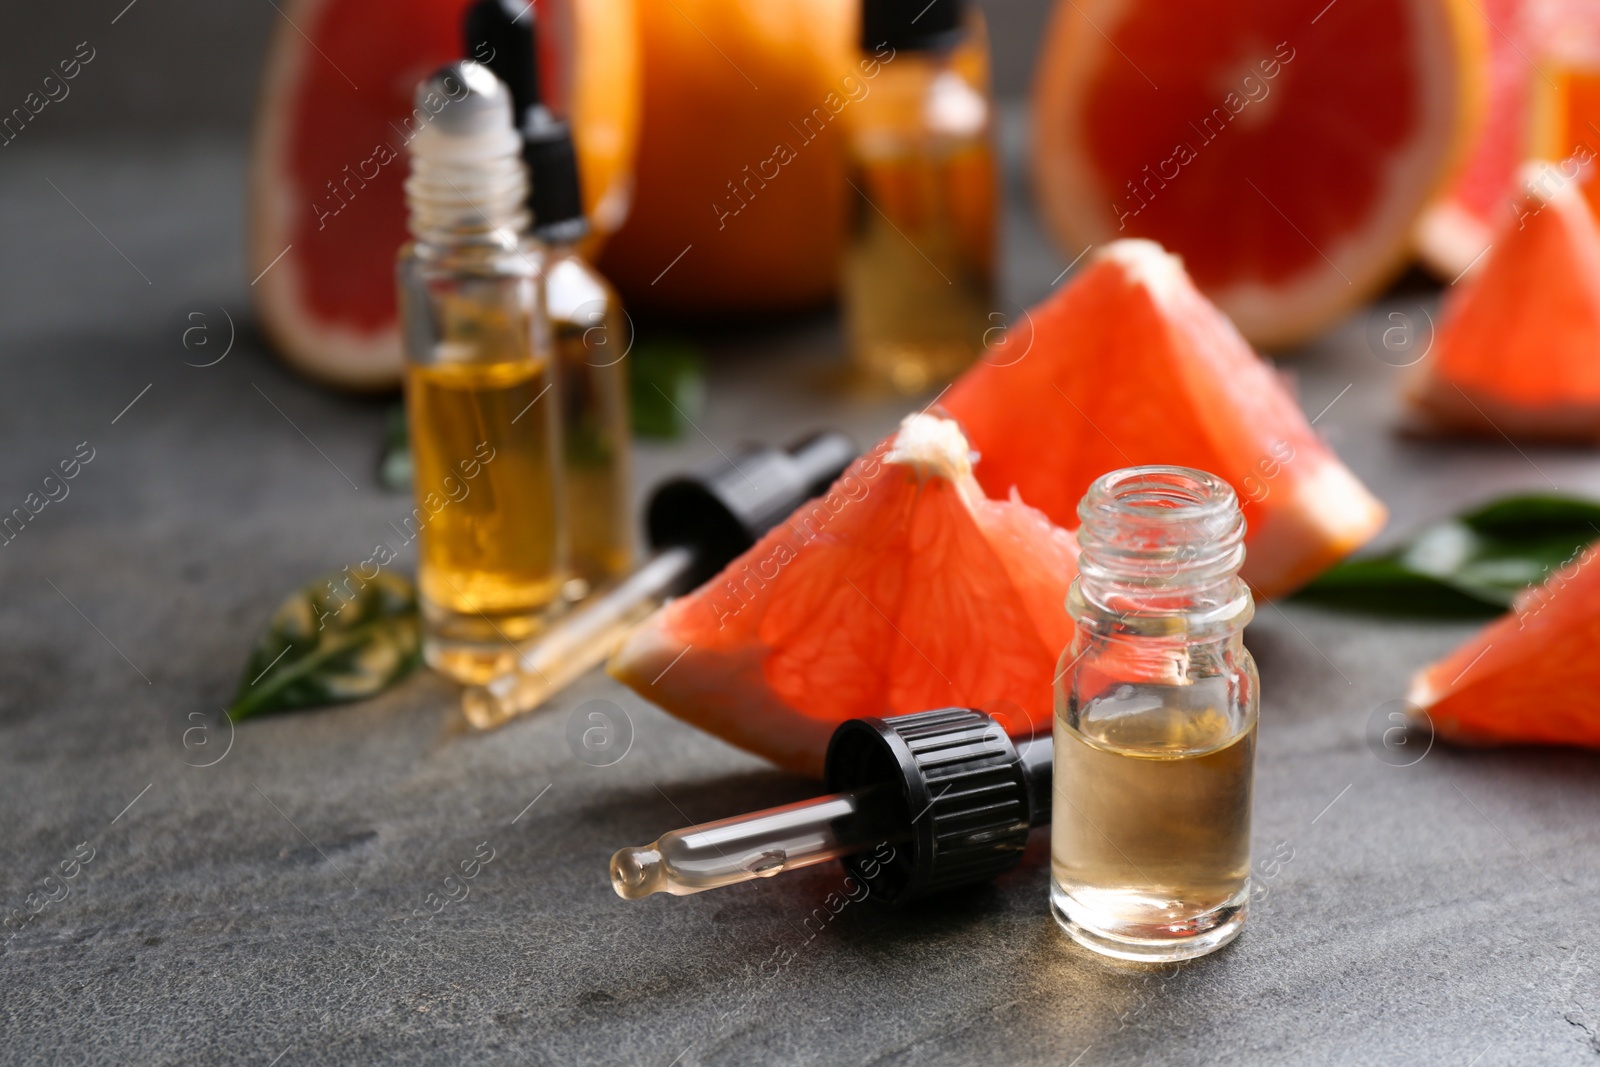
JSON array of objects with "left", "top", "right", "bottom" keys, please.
[
  {"left": 464, "top": 0, "right": 635, "bottom": 605},
  {"left": 524, "top": 111, "right": 634, "bottom": 604},
  {"left": 845, "top": 0, "right": 998, "bottom": 394},
  {"left": 398, "top": 60, "right": 566, "bottom": 684},
  {"left": 1053, "top": 466, "right": 1258, "bottom": 962}
]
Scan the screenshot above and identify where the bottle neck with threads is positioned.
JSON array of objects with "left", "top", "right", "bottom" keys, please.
[
  {"left": 404, "top": 61, "right": 530, "bottom": 251},
  {"left": 1070, "top": 466, "right": 1253, "bottom": 642}
]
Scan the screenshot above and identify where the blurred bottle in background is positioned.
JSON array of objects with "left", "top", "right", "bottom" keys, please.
[
  {"left": 467, "top": 0, "right": 635, "bottom": 606},
  {"left": 529, "top": 111, "right": 635, "bottom": 605},
  {"left": 844, "top": 0, "right": 998, "bottom": 395},
  {"left": 1529, "top": 0, "right": 1600, "bottom": 197}
]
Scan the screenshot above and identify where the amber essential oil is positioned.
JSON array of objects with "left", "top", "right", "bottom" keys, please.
[
  {"left": 1052, "top": 466, "right": 1258, "bottom": 962},
  {"left": 406, "top": 357, "right": 564, "bottom": 660},
  {"left": 845, "top": 0, "right": 997, "bottom": 394},
  {"left": 398, "top": 61, "right": 567, "bottom": 684},
  {"left": 547, "top": 250, "right": 633, "bottom": 603}
]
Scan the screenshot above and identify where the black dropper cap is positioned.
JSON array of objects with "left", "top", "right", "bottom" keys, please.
[
  {"left": 861, "top": 0, "right": 967, "bottom": 52},
  {"left": 645, "top": 432, "right": 860, "bottom": 590},
  {"left": 462, "top": 0, "right": 589, "bottom": 244},
  {"left": 826, "top": 707, "right": 1052, "bottom": 904}
]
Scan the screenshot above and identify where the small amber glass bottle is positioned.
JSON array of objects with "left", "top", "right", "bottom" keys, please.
[
  {"left": 844, "top": 0, "right": 998, "bottom": 394},
  {"left": 524, "top": 110, "right": 634, "bottom": 604},
  {"left": 397, "top": 61, "right": 566, "bottom": 684},
  {"left": 1052, "top": 466, "right": 1258, "bottom": 962}
]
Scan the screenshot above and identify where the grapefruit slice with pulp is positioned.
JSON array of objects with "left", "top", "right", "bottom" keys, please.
[
  {"left": 1409, "top": 538, "right": 1600, "bottom": 747},
  {"left": 609, "top": 414, "right": 1080, "bottom": 778},
  {"left": 248, "top": 0, "right": 638, "bottom": 389},
  {"left": 1405, "top": 163, "right": 1600, "bottom": 441},
  {"left": 1031, "top": 0, "right": 1483, "bottom": 347},
  {"left": 944, "top": 240, "right": 1387, "bottom": 600}
]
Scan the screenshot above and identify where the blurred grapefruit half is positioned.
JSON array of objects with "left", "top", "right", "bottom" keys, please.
[{"left": 1032, "top": 0, "right": 1483, "bottom": 347}]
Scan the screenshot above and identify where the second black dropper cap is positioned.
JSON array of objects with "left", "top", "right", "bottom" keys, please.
[
  {"left": 861, "top": 0, "right": 967, "bottom": 52},
  {"left": 645, "top": 432, "right": 860, "bottom": 589},
  {"left": 463, "top": 0, "right": 589, "bottom": 244}
]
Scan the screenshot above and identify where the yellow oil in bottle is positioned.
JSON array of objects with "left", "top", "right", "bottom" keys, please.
[
  {"left": 843, "top": 22, "right": 997, "bottom": 395},
  {"left": 547, "top": 250, "right": 633, "bottom": 603},
  {"left": 844, "top": 145, "right": 996, "bottom": 393},
  {"left": 405, "top": 355, "right": 565, "bottom": 682},
  {"left": 1052, "top": 698, "right": 1254, "bottom": 950}
]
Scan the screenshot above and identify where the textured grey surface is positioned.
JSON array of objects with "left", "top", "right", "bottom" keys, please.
[{"left": 3, "top": 127, "right": 1600, "bottom": 1067}]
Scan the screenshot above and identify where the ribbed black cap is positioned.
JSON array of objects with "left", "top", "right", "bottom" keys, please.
[
  {"left": 861, "top": 0, "right": 966, "bottom": 52},
  {"left": 824, "top": 707, "right": 1053, "bottom": 904},
  {"left": 644, "top": 432, "right": 860, "bottom": 589}
]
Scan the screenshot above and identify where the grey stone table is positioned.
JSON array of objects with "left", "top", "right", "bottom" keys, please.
[{"left": 3, "top": 132, "right": 1598, "bottom": 1067}]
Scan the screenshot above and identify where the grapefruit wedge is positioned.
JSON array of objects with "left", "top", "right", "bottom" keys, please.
[
  {"left": 1405, "top": 163, "right": 1600, "bottom": 442},
  {"left": 609, "top": 414, "right": 1080, "bottom": 778},
  {"left": 944, "top": 240, "right": 1386, "bottom": 600},
  {"left": 1032, "top": 0, "right": 1483, "bottom": 347},
  {"left": 1409, "top": 539, "right": 1600, "bottom": 747},
  {"left": 248, "top": 0, "right": 638, "bottom": 389}
]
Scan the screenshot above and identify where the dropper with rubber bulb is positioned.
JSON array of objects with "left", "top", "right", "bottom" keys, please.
[{"left": 611, "top": 707, "right": 1054, "bottom": 904}]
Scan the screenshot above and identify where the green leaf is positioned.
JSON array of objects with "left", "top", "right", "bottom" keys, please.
[
  {"left": 228, "top": 570, "right": 422, "bottom": 721},
  {"left": 629, "top": 338, "right": 706, "bottom": 440},
  {"left": 379, "top": 404, "right": 412, "bottom": 492},
  {"left": 1296, "top": 493, "right": 1600, "bottom": 616}
]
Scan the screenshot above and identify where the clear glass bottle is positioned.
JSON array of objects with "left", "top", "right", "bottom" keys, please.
[
  {"left": 397, "top": 61, "right": 565, "bottom": 684},
  {"left": 1052, "top": 466, "right": 1258, "bottom": 962},
  {"left": 844, "top": 0, "right": 998, "bottom": 395}
]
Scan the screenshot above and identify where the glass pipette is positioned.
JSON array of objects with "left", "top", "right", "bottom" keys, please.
[
  {"left": 462, "top": 432, "right": 859, "bottom": 729},
  {"left": 611, "top": 707, "right": 1054, "bottom": 904}
]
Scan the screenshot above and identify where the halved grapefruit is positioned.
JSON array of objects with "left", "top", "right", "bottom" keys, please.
[
  {"left": 1409, "top": 538, "right": 1600, "bottom": 747},
  {"left": 1405, "top": 163, "right": 1600, "bottom": 441},
  {"left": 248, "top": 0, "right": 638, "bottom": 389},
  {"left": 609, "top": 414, "right": 1080, "bottom": 778},
  {"left": 944, "top": 240, "right": 1386, "bottom": 600},
  {"left": 1418, "top": 0, "right": 1600, "bottom": 278},
  {"left": 1032, "top": 0, "right": 1483, "bottom": 347}
]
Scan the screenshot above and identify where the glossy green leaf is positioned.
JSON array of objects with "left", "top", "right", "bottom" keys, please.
[
  {"left": 228, "top": 570, "right": 422, "bottom": 721},
  {"left": 1296, "top": 494, "right": 1600, "bottom": 616}
]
